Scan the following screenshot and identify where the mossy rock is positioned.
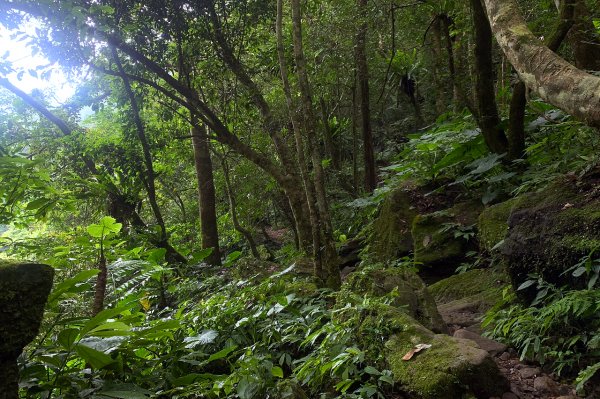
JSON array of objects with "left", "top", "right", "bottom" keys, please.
[
  {"left": 336, "top": 267, "right": 447, "bottom": 333},
  {"left": 412, "top": 201, "right": 482, "bottom": 271},
  {"left": 386, "top": 332, "right": 508, "bottom": 399},
  {"left": 428, "top": 268, "right": 509, "bottom": 305},
  {"left": 274, "top": 379, "right": 309, "bottom": 399},
  {"left": 477, "top": 199, "right": 518, "bottom": 253},
  {"left": 366, "top": 185, "right": 420, "bottom": 262},
  {"left": 0, "top": 262, "right": 54, "bottom": 399},
  {"left": 500, "top": 176, "right": 600, "bottom": 299},
  {"left": 228, "top": 257, "right": 282, "bottom": 280},
  {"left": 335, "top": 290, "right": 508, "bottom": 398}
]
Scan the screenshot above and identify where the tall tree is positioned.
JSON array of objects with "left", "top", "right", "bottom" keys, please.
[
  {"left": 470, "top": 0, "right": 509, "bottom": 154},
  {"left": 355, "top": 0, "right": 377, "bottom": 193}
]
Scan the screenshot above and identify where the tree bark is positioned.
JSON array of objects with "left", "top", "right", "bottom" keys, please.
[
  {"left": 483, "top": 0, "right": 600, "bottom": 128},
  {"left": 111, "top": 47, "right": 166, "bottom": 240},
  {"left": 470, "top": 0, "right": 509, "bottom": 154},
  {"left": 506, "top": 0, "right": 575, "bottom": 160},
  {"left": 276, "top": 0, "right": 321, "bottom": 261},
  {"left": 355, "top": 0, "right": 377, "bottom": 193},
  {"left": 569, "top": 0, "right": 600, "bottom": 70},
  {"left": 290, "top": 0, "right": 341, "bottom": 289},
  {"left": 430, "top": 16, "right": 447, "bottom": 115},
  {"left": 92, "top": 246, "right": 107, "bottom": 315},
  {"left": 191, "top": 124, "right": 222, "bottom": 266}
]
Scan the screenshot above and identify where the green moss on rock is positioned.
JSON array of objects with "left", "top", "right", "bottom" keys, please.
[
  {"left": 0, "top": 263, "right": 54, "bottom": 399},
  {"left": 428, "top": 268, "right": 509, "bottom": 305},
  {"left": 366, "top": 185, "right": 419, "bottom": 262},
  {"left": 386, "top": 333, "right": 508, "bottom": 398},
  {"left": 412, "top": 201, "right": 482, "bottom": 269},
  {"left": 500, "top": 176, "right": 600, "bottom": 298},
  {"left": 337, "top": 266, "right": 447, "bottom": 333},
  {"left": 477, "top": 199, "right": 517, "bottom": 252}
]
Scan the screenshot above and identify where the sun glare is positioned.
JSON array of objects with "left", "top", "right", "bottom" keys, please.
[{"left": 0, "top": 23, "right": 77, "bottom": 104}]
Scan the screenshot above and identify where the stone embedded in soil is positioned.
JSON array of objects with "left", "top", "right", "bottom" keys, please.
[
  {"left": 453, "top": 328, "right": 507, "bottom": 355},
  {"left": 501, "top": 392, "right": 519, "bottom": 399},
  {"left": 518, "top": 367, "right": 541, "bottom": 379},
  {"left": 533, "top": 376, "right": 557, "bottom": 394}
]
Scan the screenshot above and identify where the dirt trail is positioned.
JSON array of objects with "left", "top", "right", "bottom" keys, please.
[{"left": 439, "top": 302, "right": 583, "bottom": 399}]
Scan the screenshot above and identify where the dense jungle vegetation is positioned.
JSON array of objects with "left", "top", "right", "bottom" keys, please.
[{"left": 0, "top": 0, "right": 600, "bottom": 398}]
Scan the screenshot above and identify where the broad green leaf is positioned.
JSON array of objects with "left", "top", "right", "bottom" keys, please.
[
  {"left": 517, "top": 280, "right": 535, "bottom": 291},
  {"left": 207, "top": 345, "right": 238, "bottom": 363},
  {"left": 87, "top": 322, "right": 132, "bottom": 337},
  {"left": 80, "top": 303, "right": 136, "bottom": 337},
  {"left": 47, "top": 269, "right": 100, "bottom": 304},
  {"left": 271, "top": 366, "right": 284, "bottom": 378},
  {"left": 191, "top": 247, "right": 213, "bottom": 263},
  {"left": 57, "top": 328, "right": 80, "bottom": 349},
  {"left": 75, "top": 343, "right": 114, "bottom": 369}
]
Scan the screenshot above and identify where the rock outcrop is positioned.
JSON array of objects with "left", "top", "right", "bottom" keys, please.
[{"left": 0, "top": 262, "right": 54, "bottom": 399}]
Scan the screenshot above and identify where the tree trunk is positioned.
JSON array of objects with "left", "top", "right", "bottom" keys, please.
[
  {"left": 355, "top": 0, "right": 377, "bottom": 193},
  {"left": 430, "top": 16, "right": 447, "bottom": 115},
  {"left": 276, "top": 0, "right": 320, "bottom": 261},
  {"left": 192, "top": 124, "right": 222, "bottom": 266},
  {"left": 569, "top": 0, "right": 600, "bottom": 70},
  {"left": 290, "top": 0, "right": 341, "bottom": 289},
  {"left": 470, "top": 0, "right": 509, "bottom": 154},
  {"left": 506, "top": 0, "right": 575, "bottom": 161},
  {"left": 92, "top": 249, "right": 107, "bottom": 315},
  {"left": 482, "top": 0, "right": 600, "bottom": 128},
  {"left": 508, "top": 81, "right": 527, "bottom": 160}
]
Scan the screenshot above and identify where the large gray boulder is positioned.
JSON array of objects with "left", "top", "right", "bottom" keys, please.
[{"left": 0, "top": 262, "right": 54, "bottom": 399}]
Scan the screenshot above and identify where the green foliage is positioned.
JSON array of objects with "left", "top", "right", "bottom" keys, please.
[{"left": 483, "top": 260, "right": 600, "bottom": 393}]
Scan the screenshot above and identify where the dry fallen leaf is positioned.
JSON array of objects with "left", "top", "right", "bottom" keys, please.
[
  {"left": 402, "top": 343, "right": 432, "bottom": 361},
  {"left": 562, "top": 203, "right": 574, "bottom": 210}
]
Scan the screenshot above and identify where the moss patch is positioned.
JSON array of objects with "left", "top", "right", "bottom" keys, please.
[
  {"left": 337, "top": 267, "right": 446, "bottom": 333},
  {"left": 428, "top": 268, "right": 509, "bottom": 305},
  {"left": 386, "top": 333, "right": 507, "bottom": 398},
  {"left": 0, "top": 263, "right": 54, "bottom": 398},
  {"left": 500, "top": 176, "right": 600, "bottom": 298},
  {"left": 477, "top": 199, "right": 517, "bottom": 252},
  {"left": 412, "top": 201, "right": 482, "bottom": 270},
  {"left": 366, "top": 186, "right": 419, "bottom": 262}
]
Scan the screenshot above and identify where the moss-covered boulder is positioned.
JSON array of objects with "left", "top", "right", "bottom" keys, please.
[
  {"left": 337, "top": 267, "right": 447, "bottom": 333},
  {"left": 366, "top": 185, "right": 420, "bottom": 262},
  {"left": 386, "top": 329, "right": 508, "bottom": 399},
  {"left": 412, "top": 201, "right": 482, "bottom": 272},
  {"left": 500, "top": 176, "right": 600, "bottom": 299},
  {"left": 428, "top": 268, "right": 509, "bottom": 305},
  {"left": 0, "top": 262, "right": 54, "bottom": 399},
  {"left": 429, "top": 268, "right": 511, "bottom": 329},
  {"left": 477, "top": 199, "right": 517, "bottom": 253}
]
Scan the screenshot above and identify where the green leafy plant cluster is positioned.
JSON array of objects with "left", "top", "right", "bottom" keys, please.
[
  {"left": 483, "top": 255, "right": 600, "bottom": 394},
  {"left": 18, "top": 228, "right": 399, "bottom": 399}
]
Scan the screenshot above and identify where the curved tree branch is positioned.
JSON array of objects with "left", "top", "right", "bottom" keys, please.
[{"left": 483, "top": 0, "right": 600, "bottom": 128}]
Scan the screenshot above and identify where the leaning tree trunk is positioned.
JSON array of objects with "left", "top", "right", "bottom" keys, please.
[
  {"left": 506, "top": 0, "right": 576, "bottom": 160},
  {"left": 483, "top": 0, "right": 600, "bottom": 128}
]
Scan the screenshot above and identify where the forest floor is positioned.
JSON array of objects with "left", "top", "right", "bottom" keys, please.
[{"left": 439, "top": 302, "right": 583, "bottom": 399}]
